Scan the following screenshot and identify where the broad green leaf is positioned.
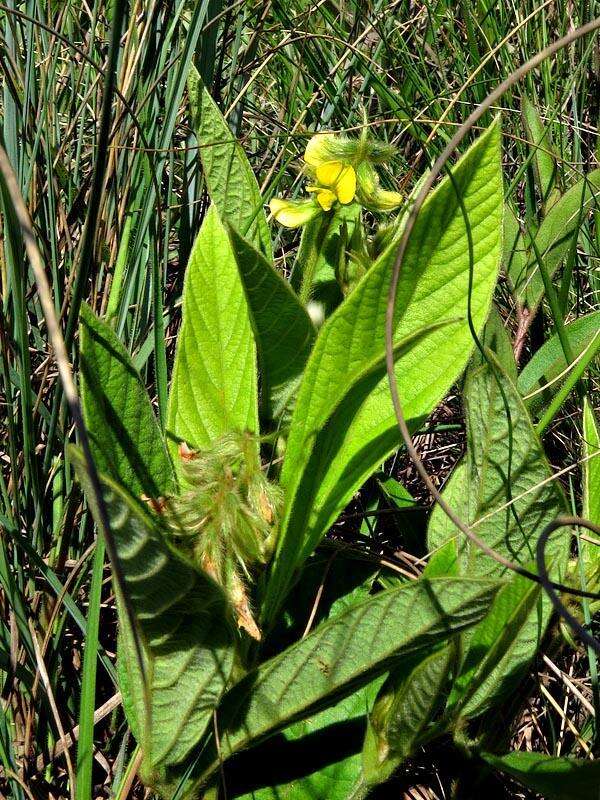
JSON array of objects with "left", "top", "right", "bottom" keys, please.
[
  {"left": 79, "top": 303, "right": 174, "bottom": 498},
  {"left": 188, "top": 66, "right": 272, "bottom": 260},
  {"left": 518, "top": 310, "right": 600, "bottom": 410},
  {"left": 266, "top": 121, "right": 502, "bottom": 620},
  {"left": 423, "top": 539, "right": 461, "bottom": 579},
  {"left": 227, "top": 227, "right": 315, "bottom": 421},
  {"left": 429, "top": 356, "right": 568, "bottom": 576},
  {"left": 428, "top": 355, "right": 568, "bottom": 716},
  {"left": 481, "top": 750, "right": 600, "bottom": 800},
  {"left": 521, "top": 96, "right": 560, "bottom": 209},
  {"left": 381, "top": 647, "right": 452, "bottom": 756},
  {"left": 71, "top": 449, "right": 234, "bottom": 771},
  {"left": 166, "top": 205, "right": 259, "bottom": 463},
  {"left": 582, "top": 398, "right": 600, "bottom": 594},
  {"left": 191, "top": 576, "right": 500, "bottom": 789},
  {"left": 265, "top": 316, "right": 461, "bottom": 619},
  {"left": 425, "top": 461, "right": 472, "bottom": 573},
  {"left": 506, "top": 168, "right": 600, "bottom": 313}
]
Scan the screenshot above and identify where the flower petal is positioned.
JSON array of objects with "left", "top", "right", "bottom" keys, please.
[
  {"left": 315, "top": 160, "right": 344, "bottom": 188},
  {"left": 315, "top": 188, "right": 337, "bottom": 211},
  {"left": 269, "top": 197, "right": 320, "bottom": 228},
  {"left": 335, "top": 165, "right": 357, "bottom": 204}
]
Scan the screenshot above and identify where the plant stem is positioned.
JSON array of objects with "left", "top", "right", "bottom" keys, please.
[{"left": 295, "top": 214, "right": 331, "bottom": 306}]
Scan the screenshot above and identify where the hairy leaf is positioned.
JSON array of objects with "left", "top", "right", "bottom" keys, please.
[
  {"left": 230, "top": 686, "right": 384, "bottom": 800},
  {"left": 383, "top": 647, "right": 452, "bottom": 756},
  {"left": 71, "top": 449, "right": 234, "bottom": 770},
  {"left": 266, "top": 121, "right": 502, "bottom": 620},
  {"left": 228, "top": 227, "right": 315, "bottom": 421},
  {"left": 482, "top": 751, "right": 600, "bottom": 800},
  {"left": 447, "top": 573, "right": 541, "bottom": 714},
  {"left": 79, "top": 303, "right": 174, "bottom": 498},
  {"left": 429, "top": 356, "right": 567, "bottom": 575},
  {"left": 365, "top": 644, "right": 452, "bottom": 787},
  {"left": 188, "top": 66, "right": 272, "bottom": 259},
  {"left": 192, "top": 576, "right": 499, "bottom": 788},
  {"left": 265, "top": 316, "right": 461, "bottom": 619},
  {"left": 166, "top": 205, "right": 259, "bottom": 462},
  {"left": 428, "top": 355, "right": 568, "bottom": 716},
  {"left": 231, "top": 561, "right": 384, "bottom": 800}
]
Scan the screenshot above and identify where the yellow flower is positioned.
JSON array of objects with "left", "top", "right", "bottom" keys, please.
[
  {"left": 303, "top": 134, "right": 357, "bottom": 210},
  {"left": 268, "top": 197, "right": 320, "bottom": 228},
  {"left": 269, "top": 130, "right": 400, "bottom": 229},
  {"left": 307, "top": 161, "right": 357, "bottom": 210}
]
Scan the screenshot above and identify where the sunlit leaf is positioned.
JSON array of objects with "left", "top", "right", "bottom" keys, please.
[{"left": 266, "top": 121, "right": 502, "bottom": 621}]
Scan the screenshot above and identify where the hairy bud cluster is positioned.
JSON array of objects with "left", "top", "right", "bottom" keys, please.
[{"left": 161, "top": 432, "right": 283, "bottom": 640}]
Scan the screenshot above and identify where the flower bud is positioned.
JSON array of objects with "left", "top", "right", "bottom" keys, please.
[
  {"left": 160, "top": 432, "right": 283, "bottom": 641},
  {"left": 269, "top": 197, "right": 321, "bottom": 228},
  {"left": 355, "top": 162, "right": 402, "bottom": 212}
]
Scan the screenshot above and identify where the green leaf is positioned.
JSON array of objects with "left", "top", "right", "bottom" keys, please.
[
  {"left": 192, "top": 576, "right": 500, "bottom": 789},
  {"left": 521, "top": 96, "right": 560, "bottom": 209},
  {"left": 481, "top": 750, "right": 600, "bottom": 800},
  {"left": 231, "top": 558, "right": 385, "bottom": 800},
  {"left": 506, "top": 168, "right": 600, "bottom": 313},
  {"left": 382, "top": 647, "right": 452, "bottom": 756},
  {"left": 231, "top": 685, "right": 385, "bottom": 800},
  {"left": 582, "top": 398, "right": 600, "bottom": 591},
  {"left": 266, "top": 120, "right": 502, "bottom": 620},
  {"left": 188, "top": 66, "right": 272, "bottom": 260},
  {"left": 227, "top": 227, "right": 315, "bottom": 421},
  {"left": 266, "top": 316, "right": 461, "bottom": 619},
  {"left": 166, "top": 205, "right": 259, "bottom": 463},
  {"left": 79, "top": 303, "right": 174, "bottom": 498},
  {"left": 429, "top": 355, "right": 568, "bottom": 576},
  {"left": 70, "top": 449, "right": 234, "bottom": 771},
  {"left": 428, "top": 355, "right": 568, "bottom": 716},
  {"left": 447, "top": 573, "right": 541, "bottom": 715},
  {"left": 517, "top": 310, "right": 600, "bottom": 410},
  {"left": 364, "top": 645, "right": 452, "bottom": 786},
  {"left": 475, "top": 305, "right": 517, "bottom": 381}
]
